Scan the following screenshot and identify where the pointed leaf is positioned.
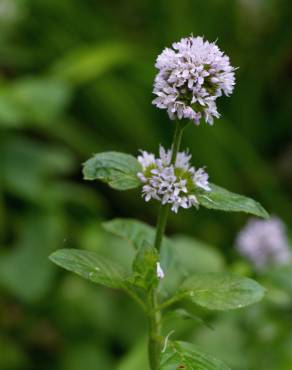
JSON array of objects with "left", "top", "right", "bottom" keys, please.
[
  {"left": 161, "top": 341, "right": 231, "bottom": 370},
  {"left": 83, "top": 152, "right": 141, "bottom": 190},
  {"left": 49, "top": 249, "right": 126, "bottom": 289},
  {"left": 178, "top": 272, "right": 265, "bottom": 310},
  {"left": 197, "top": 184, "right": 269, "bottom": 219}
]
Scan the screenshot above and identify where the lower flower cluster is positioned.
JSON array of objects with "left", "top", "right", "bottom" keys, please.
[{"left": 137, "top": 146, "right": 210, "bottom": 213}]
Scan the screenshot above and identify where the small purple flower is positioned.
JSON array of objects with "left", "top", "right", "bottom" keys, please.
[{"left": 153, "top": 36, "right": 236, "bottom": 125}]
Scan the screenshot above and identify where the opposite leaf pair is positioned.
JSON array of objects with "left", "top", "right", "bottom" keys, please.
[
  {"left": 83, "top": 151, "right": 268, "bottom": 219},
  {"left": 50, "top": 218, "right": 265, "bottom": 314},
  {"left": 50, "top": 218, "right": 265, "bottom": 369}
]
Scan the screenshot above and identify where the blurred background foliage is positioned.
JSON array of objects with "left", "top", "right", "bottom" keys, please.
[{"left": 0, "top": 0, "right": 292, "bottom": 369}]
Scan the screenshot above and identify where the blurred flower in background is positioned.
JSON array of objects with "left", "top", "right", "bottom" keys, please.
[{"left": 236, "top": 217, "right": 291, "bottom": 270}]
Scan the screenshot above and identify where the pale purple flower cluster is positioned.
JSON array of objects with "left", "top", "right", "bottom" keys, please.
[
  {"left": 236, "top": 217, "right": 291, "bottom": 270},
  {"left": 137, "top": 146, "right": 211, "bottom": 213},
  {"left": 153, "top": 36, "right": 236, "bottom": 125}
]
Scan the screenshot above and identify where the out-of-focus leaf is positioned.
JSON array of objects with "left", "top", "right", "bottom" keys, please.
[
  {"left": 0, "top": 215, "right": 60, "bottom": 302},
  {"left": 49, "top": 249, "right": 126, "bottom": 289},
  {"left": 116, "top": 339, "right": 149, "bottom": 370},
  {"left": 0, "top": 78, "right": 71, "bottom": 127},
  {"left": 81, "top": 224, "right": 135, "bottom": 273},
  {"left": 83, "top": 152, "right": 141, "bottom": 190},
  {"left": 193, "top": 314, "right": 248, "bottom": 368},
  {"left": 176, "top": 273, "right": 265, "bottom": 311},
  {"left": 0, "top": 136, "right": 75, "bottom": 201},
  {"left": 160, "top": 341, "right": 231, "bottom": 370},
  {"left": 52, "top": 43, "right": 132, "bottom": 85},
  {"left": 103, "top": 218, "right": 157, "bottom": 249},
  {"left": 0, "top": 337, "right": 28, "bottom": 370},
  {"left": 265, "top": 265, "right": 292, "bottom": 295},
  {"left": 197, "top": 184, "right": 269, "bottom": 219},
  {"left": 170, "top": 236, "right": 224, "bottom": 273},
  {"left": 61, "top": 343, "right": 112, "bottom": 370},
  {"left": 91, "top": 77, "right": 157, "bottom": 146},
  {"left": 102, "top": 218, "right": 173, "bottom": 268},
  {"left": 161, "top": 236, "right": 224, "bottom": 295}
]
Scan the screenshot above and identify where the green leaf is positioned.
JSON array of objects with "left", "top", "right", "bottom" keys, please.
[
  {"left": 178, "top": 272, "right": 265, "bottom": 311},
  {"left": 170, "top": 236, "right": 224, "bottom": 273},
  {"left": 52, "top": 43, "right": 132, "bottom": 85},
  {"left": 102, "top": 218, "right": 155, "bottom": 249},
  {"left": 102, "top": 218, "right": 173, "bottom": 268},
  {"left": 116, "top": 339, "right": 148, "bottom": 370},
  {"left": 0, "top": 215, "right": 59, "bottom": 302},
  {"left": 160, "top": 236, "right": 224, "bottom": 295},
  {"left": 83, "top": 152, "right": 141, "bottom": 190},
  {"left": 265, "top": 265, "right": 292, "bottom": 295},
  {"left": 49, "top": 249, "right": 126, "bottom": 289},
  {"left": 131, "top": 243, "right": 158, "bottom": 290},
  {"left": 160, "top": 341, "right": 231, "bottom": 370},
  {"left": 0, "top": 78, "right": 71, "bottom": 127},
  {"left": 197, "top": 184, "right": 269, "bottom": 219}
]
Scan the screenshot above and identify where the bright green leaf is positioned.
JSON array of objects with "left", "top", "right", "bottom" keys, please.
[
  {"left": 197, "top": 184, "right": 269, "bottom": 219},
  {"left": 49, "top": 249, "right": 126, "bottom": 289},
  {"left": 160, "top": 341, "right": 231, "bottom": 370},
  {"left": 178, "top": 273, "right": 265, "bottom": 311},
  {"left": 83, "top": 152, "right": 141, "bottom": 190}
]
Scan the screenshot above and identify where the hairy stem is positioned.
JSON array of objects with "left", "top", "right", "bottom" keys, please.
[{"left": 148, "top": 120, "right": 187, "bottom": 370}]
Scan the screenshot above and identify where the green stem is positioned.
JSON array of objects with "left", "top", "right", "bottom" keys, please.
[
  {"left": 148, "top": 290, "right": 163, "bottom": 370},
  {"left": 170, "top": 119, "right": 186, "bottom": 163},
  {"left": 148, "top": 120, "right": 187, "bottom": 370}
]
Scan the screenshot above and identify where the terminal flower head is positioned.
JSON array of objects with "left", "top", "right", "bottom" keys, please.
[
  {"left": 153, "top": 36, "right": 236, "bottom": 125},
  {"left": 235, "top": 217, "right": 291, "bottom": 270},
  {"left": 137, "top": 146, "right": 211, "bottom": 213}
]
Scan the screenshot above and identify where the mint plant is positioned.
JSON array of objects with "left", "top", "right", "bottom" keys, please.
[{"left": 49, "top": 36, "right": 268, "bottom": 370}]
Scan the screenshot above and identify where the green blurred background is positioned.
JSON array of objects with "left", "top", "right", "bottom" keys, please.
[{"left": 0, "top": 0, "right": 292, "bottom": 369}]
